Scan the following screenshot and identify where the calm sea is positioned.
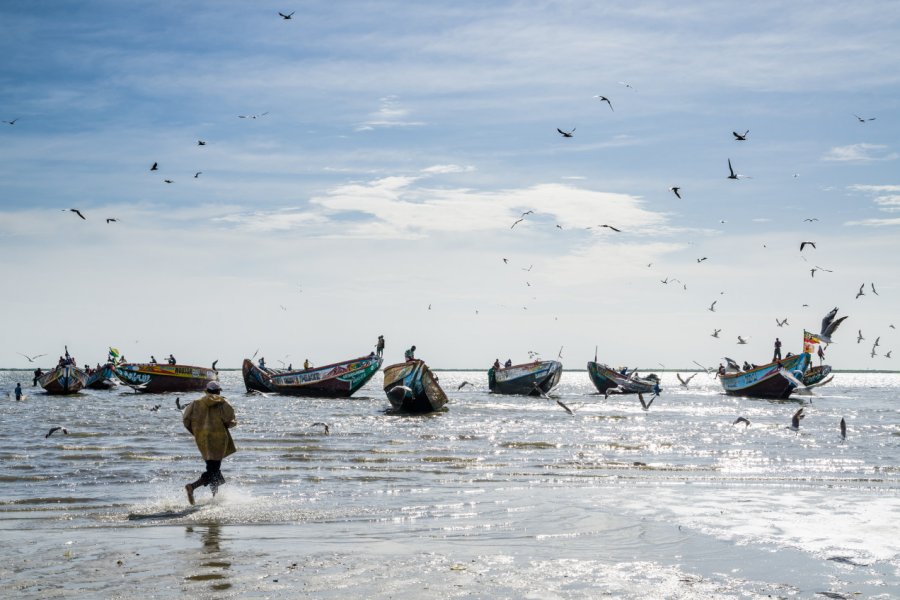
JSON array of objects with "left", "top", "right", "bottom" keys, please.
[{"left": 1, "top": 369, "right": 898, "bottom": 599}]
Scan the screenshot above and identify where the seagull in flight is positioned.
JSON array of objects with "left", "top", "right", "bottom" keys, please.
[
  {"left": 789, "top": 408, "right": 805, "bottom": 431},
  {"left": 150, "top": 162, "right": 158, "bottom": 171},
  {"left": 457, "top": 381, "right": 473, "bottom": 390},
  {"left": 733, "top": 416, "right": 751, "bottom": 427},
  {"left": 676, "top": 373, "right": 696, "bottom": 387},
  {"left": 197, "top": 140, "right": 206, "bottom": 146},
  {"left": 708, "top": 300, "right": 717, "bottom": 312},
  {"left": 163, "top": 179, "right": 174, "bottom": 184},
  {"left": 697, "top": 257, "right": 708, "bottom": 263},
  {"left": 871, "top": 283, "right": 879, "bottom": 296},
  {"left": 278, "top": 11, "right": 295, "bottom": 19},
  {"left": 857, "top": 330, "right": 864, "bottom": 343},
  {"left": 800, "top": 241, "right": 816, "bottom": 252},
  {"left": 637, "top": 392, "right": 654, "bottom": 411},
  {"left": 854, "top": 114, "right": 876, "bottom": 122},
  {"left": 68, "top": 209, "right": 86, "bottom": 220},
  {"left": 873, "top": 336, "right": 881, "bottom": 348},
  {"left": 2, "top": 118, "right": 20, "bottom": 125},
  {"left": 510, "top": 217, "right": 525, "bottom": 229},
  {"left": 557, "top": 127, "right": 576, "bottom": 138},
  {"left": 598, "top": 224, "right": 621, "bottom": 232},
  {"left": 593, "top": 95, "right": 614, "bottom": 111},
  {"left": 776, "top": 318, "right": 789, "bottom": 327},
  {"left": 727, "top": 158, "right": 749, "bottom": 179},
  {"left": 803, "top": 218, "right": 819, "bottom": 222},
  {"left": 45, "top": 426, "right": 69, "bottom": 438},
  {"left": 618, "top": 81, "right": 634, "bottom": 90},
  {"left": 239, "top": 111, "right": 269, "bottom": 119},
  {"left": 810, "top": 266, "right": 832, "bottom": 278},
  {"left": 669, "top": 186, "right": 681, "bottom": 199},
  {"left": 18, "top": 352, "right": 47, "bottom": 362},
  {"left": 819, "top": 306, "right": 847, "bottom": 343},
  {"left": 711, "top": 329, "right": 721, "bottom": 338},
  {"left": 737, "top": 336, "right": 748, "bottom": 344},
  {"left": 886, "top": 350, "right": 893, "bottom": 359},
  {"left": 106, "top": 218, "right": 118, "bottom": 223},
  {"left": 855, "top": 283, "right": 865, "bottom": 299},
  {"left": 732, "top": 130, "right": 749, "bottom": 141}
]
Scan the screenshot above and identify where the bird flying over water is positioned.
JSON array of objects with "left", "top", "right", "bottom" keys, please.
[
  {"left": 733, "top": 130, "right": 749, "bottom": 141},
  {"left": 239, "top": 112, "right": 269, "bottom": 119},
  {"left": 150, "top": 162, "right": 158, "bottom": 171},
  {"left": 638, "top": 392, "right": 654, "bottom": 411},
  {"left": 676, "top": 373, "right": 696, "bottom": 386},
  {"left": 804, "top": 218, "right": 819, "bottom": 222},
  {"left": 711, "top": 329, "right": 721, "bottom": 338},
  {"left": 871, "top": 283, "right": 879, "bottom": 296},
  {"left": 2, "top": 118, "right": 19, "bottom": 125},
  {"left": 45, "top": 426, "right": 68, "bottom": 438},
  {"left": 776, "top": 318, "right": 789, "bottom": 327},
  {"left": 855, "top": 284, "right": 865, "bottom": 299},
  {"left": 819, "top": 307, "right": 847, "bottom": 343},
  {"left": 857, "top": 330, "right": 864, "bottom": 344},
  {"left": 737, "top": 336, "right": 748, "bottom": 344},
  {"left": 854, "top": 114, "right": 875, "bottom": 122},
  {"left": 800, "top": 241, "right": 816, "bottom": 252},
  {"left": 598, "top": 224, "right": 621, "bottom": 232},
  {"left": 510, "top": 217, "right": 525, "bottom": 229},
  {"left": 733, "top": 416, "right": 750, "bottom": 427},
  {"left": 312, "top": 422, "right": 330, "bottom": 435},
  {"left": 68, "top": 209, "right": 86, "bottom": 220},
  {"left": 697, "top": 257, "right": 707, "bottom": 263},
  {"left": 669, "top": 186, "right": 681, "bottom": 199},
  {"left": 106, "top": 218, "right": 118, "bottom": 223},
  {"left": 163, "top": 179, "right": 174, "bottom": 184},
  {"left": 886, "top": 350, "right": 893, "bottom": 359},
  {"left": 18, "top": 352, "right": 46, "bottom": 362},
  {"left": 557, "top": 127, "right": 575, "bottom": 137},
  {"left": 279, "top": 11, "right": 295, "bottom": 19},
  {"left": 197, "top": 140, "right": 206, "bottom": 146},
  {"left": 789, "top": 407, "right": 805, "bottom": 431},
  {"left": 618, "top": 81, "right": 634, "bottom": 90},
  {"left": 457, "top": 381, "right": 473, "bottom": 390},
  {"left": 726, "top": 159, "right": 749, "bottom": 179},
  {"left": 708, "top": 300, "right": 717, "bottom": 312},
  {"left": 593, "top": 95, "right": 614, "bottom": 111}
]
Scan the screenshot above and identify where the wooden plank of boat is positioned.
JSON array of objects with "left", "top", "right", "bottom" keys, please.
[
  {"left": 38, "top": 365, "right": 88, "bottom": 395},
  {"left": 588, "top": 362, "right": 657, "bottom": 395},
  {"left": 489, "top": 360, "right": 562, "bottom": 395},
  {"left": 113, "top": 363, "right": 217, "bottom": 393},
  {"left": 244, "top": 355, "right": 383, "bottom": 398},
  {"left": 718, "top": 353, "right": 809, "bottom": 399},
  {"left": 85, "top": 364, "right": 117, "bottom": 390},
  {"left": 383, "top": 360, "right": 447, "bottom": 413}
]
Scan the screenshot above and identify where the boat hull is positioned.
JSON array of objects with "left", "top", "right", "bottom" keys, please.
[
  {"left": 85, "top": 364, "right": 117, "bottom": 390},
  {"left": 488, "top": 360, "right": 562, "bottom": 395},
  {"left": 383, "top": 360, "right": 447, "bottom": 413},
  {"left": 114, "top": 363, "right": 217, "bottom": 393},
  {"left": 719, "top": 353, "right": 810, "bottom": 399},
  {"left": 242, "top": 356, "right": 383, "bottom": 397},
  {"left": 802, "top": 364, "right": 832, "bottom": 386},
  {"left": 587, "top": 362, "right": 658, "bottom": 394},
  {"left": 38, "top": 365, "right": 88, "bottom": 395}
]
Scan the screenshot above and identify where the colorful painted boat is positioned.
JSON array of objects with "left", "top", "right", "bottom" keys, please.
[
  {"left": 38, "top": 365, "right": 88, "bottom": 395},
  {"left": 488, "top": 360, "right": 562, "bottom": 395},
  {"left": 113, "top": 363, "right": 218, "bottom": 393},
  {"left": 718, "top": 353, "right": 810, "bottom": 399},
  {"left": 802, "top": 364, "right": 832, "bottom": 387},
  {"left": 587, "top": 362, "right": 660, "bottom": 395},
  {"left": 85, "top": 363, "right": 117, "bottom": 390},
  {"left": 382, "top": 359, "right": 448, "bottom": 413},
  {"left": 242, "top": 355, "right": 383, "bottom": 397}
]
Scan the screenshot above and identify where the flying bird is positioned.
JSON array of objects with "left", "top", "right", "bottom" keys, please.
[
  {"left": 810, "top": 266, "right": 832, "bottom": 278},
  {"left": 593, "top": 95, "right": 614, "bottom": 111},
  {"left": 238, "top": 112, "right": 269, "bottom": 119},
  {"left": 855, "top": 284, "right": 865, "bottom": 299},
  {"left": 278, "top": 11, "right": 295, "bottom": 19},
  {"left": 732, "top": 130, "right": 749, "bottom": 141},
  {"left": 149, "top": 405, "right": 161, "bottom": 412},
  {"left": 676, "top": 373, "right": 696, "bottom": 386},
  {"left": 150, "top": 162, "right": 158, "bottom": 171},
  {"left": 18, "top": 352, "right": 47, "bottom": 362},
  {"left": 598, "top": 224, "right": 621, "bottom": 232},
  {"left": 840, "top": 417, "right": 846, "bottom": 440},
  {"left": 197, "top": 140, "right": 206, "bottom": 146},
  {"left": 637, "top": 392, "right": 654, "bottom": 411},
  {"left": 800, "top": 241, "right": 816, "bottom": 252},
  {"left": 68, "top": 209, "right": 86, "bottom": 220},
  {"left": 737, "top": 336, "right": 748, "bottom": 344},
  {"left": 726, "top": 158, "right": 749, "bottom": 179},
  {"left": 311, "top": 422, "right": 330, "bottom": 435},
  {"left": 194, "top": 171, "right": 202, "bottom": 178},
  {"left": 106, "top": 218, "right": 118, "bottom": 223},
  {"left": 697, "top": 257, "right": 707, "bottom": 263},
  {"left": 776, "top": 318, "right": 789, "bottom": 327},
  {"left": 711, "top": 329, "right": 721, "bottom": 338},
  {"left": 733, "top": 416, "right": 750, "bottom": 427},
  {"left": 45, "top": 426, "right": 68, "bottom": 438},
  {"left": 871, "top": 283, "right": 879, "bottom": 296},
  {"left": 163, "top": 179, "right": 174, "bottom": 184},
  {"left": 819, "top": 307, "right": 847, "bottom": 343},
  {"left": 521, "top": 264, "right": 533, "bottom": 272},
  {"left": 510, "top": 217, "right": 525, "bottom": 229},
  {"left": 789, "top": 407, "right": 805, "bottom": 431},
  {"left": 502, "top": 258, "right": 508, "bottom": 264},
  {"left": 557, "top": 127, "right": 575, "bottom": 138},
  {"left": 618, "top": 81, "right": 634, "bottom": 90},
  {"left": 2, "top": 118, "right": 20, "bottom": 125},
  {"left": 803, "top": 218, "right": 819, "bottom": 222},
  {"left": 886, "top": 350, "right": 893, "bottom": 359},
  {"left": 708, "top": 300, "right": 717, "bottom": 312},
  {"left": 175, "top": 397, "right": 185, "bottom": 410},
  {"left": 457, "top": 381, "right": 473, "bottom": 390},
  {"left": 854, "top": 114, "right": 875, "bottom": 122},
  {"left": 857, "top": 330, "right": 864, "bottom": 344},
  {"left": 669, "top": 186, "right": 681, "bottom": 199},
  {"left": 873, "top": 336, "right": 880, "bottom": 348}
]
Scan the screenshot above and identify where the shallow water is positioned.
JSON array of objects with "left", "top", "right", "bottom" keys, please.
[{"left": 1, "top": 369, "right": 898, "bottom": 598}]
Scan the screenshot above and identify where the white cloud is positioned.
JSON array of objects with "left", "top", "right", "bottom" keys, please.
[
  {"left": 355, "top": 96, "right": 425, "bottom": 131},
  {"left": 823, "top": 144, "right": 898, "bottom": 162},
  {"left": 420, "top": 164, "right": 475, "bottom": 174},
  {"left": 847, "top": 183, "right": 900, "bottom": 214},
  {"left": 845, "top": 217, "right": 900, "bottom": 226}
]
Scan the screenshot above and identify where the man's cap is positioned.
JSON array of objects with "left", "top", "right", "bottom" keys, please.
[{"left": 206, "top": 381, "right": 222, "bottom": 393}]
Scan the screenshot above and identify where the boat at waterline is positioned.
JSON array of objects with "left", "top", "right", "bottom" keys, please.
[
  {"left": 488, "top": 360, "right": 562, "bottom": 395},
  {"left": 382, "top": 359, "right": 448, "bottom": 413},
  {"left": 85, "top": 363, "right": 117, "bottom": 390},
  {"left": 38, "top": 365, "right": 88, "bottom": 395},
  {"left": 802, "top": 364, "right": 833, "bottom": 387},
  {"left": 113, "top": 363, "right": 218, "bottom": 393},
  {"left": 242, "top": 355, "right": 383, "bottom": 397},
  {"left": 587, "top": 362, "right": 660, "bottom": 395},
  {"left": 718, "top": 353, "right": 810, "bottom": 399}
]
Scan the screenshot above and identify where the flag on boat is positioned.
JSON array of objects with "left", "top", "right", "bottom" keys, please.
[
  {"left": 803, "top": 331, "right": 821, "bottom": 354},
  {"left": 108, "top": 347, "right": 120, "bottom": 360}
]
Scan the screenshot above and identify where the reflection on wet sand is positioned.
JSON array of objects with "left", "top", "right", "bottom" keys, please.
[{"left": 183, "top": 523, "right": 231, "bottom": 592}]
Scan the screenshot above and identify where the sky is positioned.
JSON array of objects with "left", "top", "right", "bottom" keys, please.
[{"left": 1, "top": 0, "right": 898, "bottom": 371}]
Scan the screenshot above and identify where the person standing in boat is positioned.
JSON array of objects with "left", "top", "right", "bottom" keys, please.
[
  {"left": 167, "top": 354, "right": 177, "bottom": 365},
  {"left": 32, "top": 367, "right": 43, "bottom": 386},
  {"left": 493, "top": 358, "right": 501, "bottom": 370},
  {"left": 182, "top": 381, "right": 237, "bottom": 505},
  {"left": 504, "top": 358, "right": 512, "bottom": 368},
  {"left": 303, "top": 358, "right": 311, "bottom": 370},
  {"left": 404, "top": 345, "right": 416, "bottom": 361},
  {"left": 773, "top": 338, "right": 782, "bottom": 362},
  {"left": 14, "top": 383, "right": 23, "bottom": 401},
  {"left": 376, "top": 335, "right": 385, "bottom": 357},
  {"left": 258, "top": 357, "right": 266, "bottom": 369}
]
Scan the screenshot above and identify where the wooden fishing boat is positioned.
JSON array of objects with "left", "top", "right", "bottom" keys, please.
[
  {"left": 802, "top": 364, "right": 832, "bottom": 387},
  {"left": 488, "top": 360, "right": 562, "bottom": 395},
  {"left": 85, "top": 363, "right": 117, "bottom": 390},
  {"left": 718, "top": 353, "right": 810, "bottom": 399},
  {"left": 38, "top": 365, "right": 88, "bottom": 395},
  {"left": 382, "top": 359, "right": 448, "bottom": 413},
  {"left": 113, "top": 363, "right": 217, "bottom": 393},
  {"left": 242, "top": 355, "right": 383, "bottom": 397},
  {"left": 587, "top": 362, "right": 659, "bottom": 395}
]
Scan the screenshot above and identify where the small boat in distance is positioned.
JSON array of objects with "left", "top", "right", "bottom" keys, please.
[
  {"left": 242, "top": 354, "right": 383, "bottom": 397},
  {"left": 113, "top": 363, "right": 218, "bottom": 393},
  {"left": 382, "top": 359, "right": 448, "bottom": 413},
  {"left": 587, "top": 362, "right": 660, "bottom": 395},
  {"left": 718, "top": 353, "right": 810, "bottom": 399},
  {"left": 38, "top": 364, "right": 88, "bottom": 395},
  {"left": 85, "top": 363, "right": 117, "bottom": 390},
  {"left": 488, "top": 360, "right": 562, "bottom": 395}
]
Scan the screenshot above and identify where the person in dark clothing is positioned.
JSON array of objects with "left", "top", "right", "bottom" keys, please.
[
  {"left": 167, "top": 354, "right": 177, "bottom": 365},
  {"left": 182, "top": 381, "right": 237, "bottom": 505},
  {"left": 33, "top": 368, "right": 43, "bottom": 386},
  {"left": 376, "top": 335, "right": 385, "bottom": 357},
  {"left": 14, "top": 383, "right": 23, "bottom": 401},
  {"left": 773, "top": 338, "right": 782, "bottom": 362}
]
